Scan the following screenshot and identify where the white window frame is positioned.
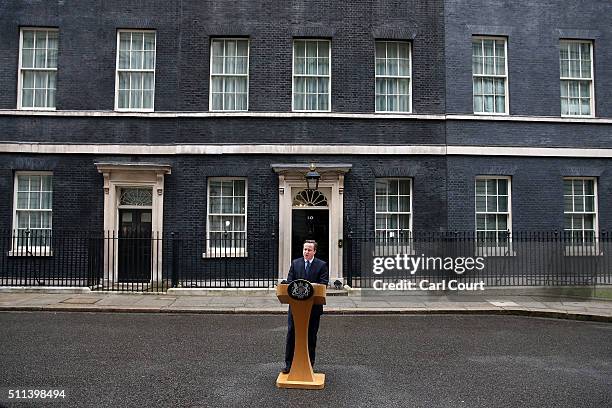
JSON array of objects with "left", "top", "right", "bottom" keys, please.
[
  {"left": 472, "top": 36, "right": 509, "bottom": 115},
  {"left": 11, "top": 171, "right": 53, "bottom": 256},
  {"left": 209, "top": 38, "right": 250, "bottom": 112},
  {"left": 563, "top": 177, "right": 599, "bottom": 255},
  {"left": 560, "top": 40, "right": 595, "bottom": 117},
  {"left": 475, "top": 176, "right": 513, "bottom": 256},
  {"left": 204, "top": 177, "right": 248, "bottom": 258},
  {"left": 292, "top": 39, "right": 331, "bottom": 112},
  {"left": 375, "top": 40, "right": 412, "bottom": 113},
  {"left": 374, "top": 178, "right": 413, "bottom": 255},
  {"left": 114, "top": 29, "right": 156, "bottom": 112},
  {"left": 17, "top": 28, "right": 58, "bottom": 111}
]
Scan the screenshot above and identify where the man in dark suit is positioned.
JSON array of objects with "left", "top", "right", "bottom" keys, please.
[{"left": 282, "top": 239, "right": 329, "bottom": 374}]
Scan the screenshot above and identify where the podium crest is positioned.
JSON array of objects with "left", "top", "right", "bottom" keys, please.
[{"left": 288, "top": 279, "right": 314, "bottom": 301}]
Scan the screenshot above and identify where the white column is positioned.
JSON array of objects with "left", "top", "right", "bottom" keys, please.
[{"left": 277, "top": 175, "right": 289, "bottom": 280}]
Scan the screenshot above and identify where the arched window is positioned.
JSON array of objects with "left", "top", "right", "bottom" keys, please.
[
  {"left": 293, "top": 189, "right": 328, "bottom": 207},
  {"left": 120, "top": 188, "right": 153, "bottom": 206}
]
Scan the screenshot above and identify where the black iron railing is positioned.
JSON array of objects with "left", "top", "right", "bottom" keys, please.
[
  {"left": 1, "top": 230, "right": 611, "bottom": 292},
  {"left": 343, "top": 231, "right": 612, "bottom": 287},
  {"left": 0, "top": 230, "right": 279, "bottom": 292},
  {"left": 0, "top": 230, "right": 93, "bottom": 288},
  {"left": 172, "top": 234, "right": 278, "bottom": 288}
]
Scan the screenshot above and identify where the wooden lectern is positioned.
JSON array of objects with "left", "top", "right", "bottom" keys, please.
[{"left": 276, "top": 281, "right": 326, "bottom": 389}]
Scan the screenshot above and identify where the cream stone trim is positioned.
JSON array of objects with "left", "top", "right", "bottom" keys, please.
[
  {"left": 274, "top": 164, "right": 350, "bottom": 283},
  {"left": 446, "top": 146, "right": 612, "bottom": 158},
  {"left": 95, "top": 162, "right": 171, "bottom": 285},
  {"left": 1, "top": 109, "right": 611, "bottom": 123},
  {"left": 1, "top": 143, "right": 611, "bottom": 158}
]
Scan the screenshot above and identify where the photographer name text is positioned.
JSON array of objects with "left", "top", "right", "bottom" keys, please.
[{"left": 373, "top": 279, "right": 484, "bottom": 291}]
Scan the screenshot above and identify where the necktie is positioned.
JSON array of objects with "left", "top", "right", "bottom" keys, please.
[{"left": 305, "top": 261, "right": 311, "bottom": 280}]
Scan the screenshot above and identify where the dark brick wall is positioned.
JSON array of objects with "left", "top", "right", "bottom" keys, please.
[
  {"left": 1, "top": 1, "right": 609, "bottom": 116},
  {"left": 0, "top": 0, "right": 445, "bottom": 114},
  {"left": 447, "top": 156, "right": 612, "bottom": 232},
  {"left": 0, "top": 154, "right": 103, "bottom": 232},
  {"left": 2, "top": 114, "right": 609, "bottom": 148},
  {"left": 0, "top": 2, "right": 610, "bottom": 239},
  {"left": 0, "top": 116, "right": 446, "bottom": 145},
  {"left": 445, "top": 0, "right": 612, "bottom": 118},
  {"left": 0, "top": 154, "right": 448, "bottom": 236},
  {"left": 2, "top": 153, "right": 609, "bottom": 237},
  {"left": 446, "top": 120, "right": 612, "bottom": 148}
]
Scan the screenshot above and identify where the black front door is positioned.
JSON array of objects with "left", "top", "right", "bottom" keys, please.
[
  {"left": 118, "top": 209, "right": 152, "bottom": 283},
  {"left": 292, "top": 209, "right": 329, "bottom": 264}
]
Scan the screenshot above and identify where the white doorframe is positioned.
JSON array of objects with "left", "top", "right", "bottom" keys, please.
[
  {"left": 95, "top": 162, "right": 171, "bottom": 284},
  {"left": 272, "top": 163, "right": 351, "bottom": 285}
]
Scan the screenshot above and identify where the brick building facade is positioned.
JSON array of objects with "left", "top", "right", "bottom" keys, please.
[{"left": 0, "top": 0, "right": 610, "bottom": 287}]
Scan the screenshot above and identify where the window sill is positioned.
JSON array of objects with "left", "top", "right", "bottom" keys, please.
[
  {"left": 561, "top": 114, "right": 595, "bottom": 119},
  {"left": 114, "top": 108, "right": 155, "bottom": 113},
  {"left": 8, "top": 250, "right": 54, "bottom": 257},
  {"left": 473, "top": 112, "right": 509, "bottom": 116},
  {"left": 202, "top": 251, "right": 248, "bottom": 259},
  {"left": 18, "top": 107, "right": 56, "bottom": 111}
]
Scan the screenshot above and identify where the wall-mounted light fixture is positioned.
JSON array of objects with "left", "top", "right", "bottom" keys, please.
[{"left": 304, "top": 162, "right": 321, "bottom": 191}]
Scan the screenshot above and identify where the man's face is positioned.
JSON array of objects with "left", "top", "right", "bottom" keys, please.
[{"left": 303, "top": 243, "right": 316, "bottom": 261}]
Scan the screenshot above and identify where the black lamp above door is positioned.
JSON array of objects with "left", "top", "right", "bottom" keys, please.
[{"left": 305, "top": 163, "right": 321, "bottom": 191}]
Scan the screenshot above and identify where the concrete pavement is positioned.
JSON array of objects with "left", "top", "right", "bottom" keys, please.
[{"left": 1, "top": 287, "right": 612, "bottom": 322}]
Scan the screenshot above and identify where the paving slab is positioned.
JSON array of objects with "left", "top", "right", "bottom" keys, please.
[
  {"left": 234, "top": 307, "right": 286, "bottom": 313},
  {"left": 208, "top": 298, "right": 248, "bottom": 306},
  {"left": 96, "top": 295, "right": 145, "bottom": 306},
  {"left": 583, "top": 302, "right": 612, "bottom": 309},
  {"left": 540, "top": 302, "right": 567, "bottom": 309},
  {"left": 60, "top": 297, "right": 102, "bottom": 304},
  {"left": 562, "top": 301, "right": 594, "bottom": 307},
  {"left": 15, "top": 294, "right": 73, "bottom": 305},
  {"left": 171, "top": 297, "right": 215, "bottom": 307},
  {"left": 558, "top": 306, "right": 589, "bottom": 312},
  {"left": 353, "top": 301, "right": 393, "bottom": 308},
  {"left": 488, "top": 301, "right": 520, "bottom": 307},
  {"left": 327, "top": 298, "right": 357, "bottom": 303},
  {"left": 518, "top": 301, "right": 549, "bottom": 308},
  {"left": 243, "top": 300, "right": 283, "bottom": 307},
  {"left": 459, "top": 301, "right": 493, "bottom": 307},
  {"left": 424, "top": 302, "right": 466, "bottom": 308},
  {"left": 133, "top": 297, "right": 177, "bottom": 307},
  {"left": 43, "top": 303, "right": 104, "bottom": 310},
  {"left": 0, "top": 293, "right": 39, "bottom": 305},
  {"left": 463, "top": 305, "right": 503, "bottom": 310}
]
